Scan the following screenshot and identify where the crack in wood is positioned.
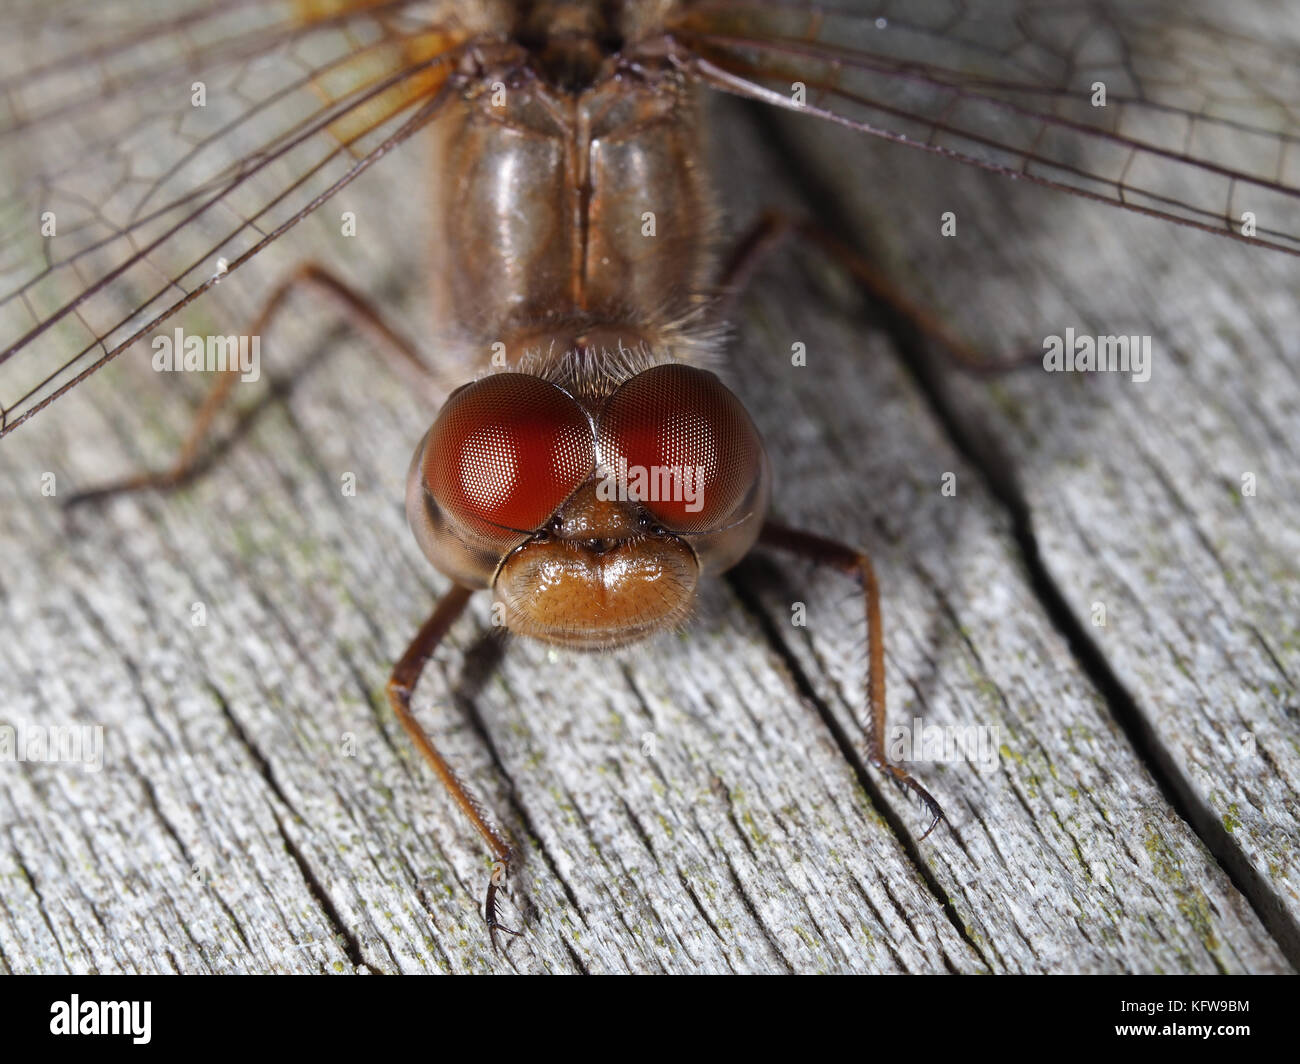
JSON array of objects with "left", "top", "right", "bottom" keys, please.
[
  {"left": 748, "top": 100, "right": 1300, "bottom": 973},
  {"left": 724, "top": 566, "right": 993, "bottom": 970}
]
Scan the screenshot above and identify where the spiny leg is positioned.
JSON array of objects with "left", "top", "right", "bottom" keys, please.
[
  {"left": 759, "top": 520, "right": 944, "bottom": 840},
  {"left": 387, "top": 583, "right": 521, "bottom": 949},
  {"left": 719, "top": 208, "right": 1039, "bottom": 375},
  {"left": 65, "top": 262, "right": 437, "bottom": 507}
]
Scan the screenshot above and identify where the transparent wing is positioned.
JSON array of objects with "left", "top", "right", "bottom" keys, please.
[
  {"left": 4, "top": 0, "right": 1300, "bottom": 438},
  {"left": 673, "top": 0, "right": 1300, "bottom": 252},
  {"left": 0, "top": 0, "right": 472, "bottom": 436}
]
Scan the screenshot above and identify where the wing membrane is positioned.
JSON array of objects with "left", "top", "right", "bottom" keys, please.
[
  {"left": 3, "top": 0, "right": 1300, "bottom": 437},
  {"left": 0, "top": 0, "right": 470, "bottom": 435},
  {"left": 674, "top": 0, "right": 1300, "bottom": 252}
]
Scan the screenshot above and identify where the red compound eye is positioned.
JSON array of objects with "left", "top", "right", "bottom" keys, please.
[
  {"left": 598, "top": 364, "right": 763, "bottom": 533},
  {"left": 424, "top": 374, "right": 594, "bottom": 541}
]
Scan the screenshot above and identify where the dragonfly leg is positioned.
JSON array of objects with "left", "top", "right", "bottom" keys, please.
[
  {"left": 65, "top": 262, "right": 436, "bottom": 508},
  {"left": 387, "top": 583, "right": 522, "bottom": 950},
  {"left": 719, "top": 208, "right": 1039, "bottom": 375},
  {"left": 758, "top": 520, "right": 944, "bottom": 840}
]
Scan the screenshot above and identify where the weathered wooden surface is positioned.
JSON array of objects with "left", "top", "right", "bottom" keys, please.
[
  {"left": 772, "top": 77, "right": 1300, "bottom": 968},
  {"left": 1, "top": 25, "right": 1298, "bottom": 973}
]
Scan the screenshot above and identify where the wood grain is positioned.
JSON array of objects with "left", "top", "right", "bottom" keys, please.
[{"left": 0, "top": 36, "right": 1296, "bottom": 972}]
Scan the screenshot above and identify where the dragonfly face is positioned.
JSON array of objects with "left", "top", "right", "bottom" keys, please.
[{"left": 406, "top": 360, "right": 770, "bottom": 649}]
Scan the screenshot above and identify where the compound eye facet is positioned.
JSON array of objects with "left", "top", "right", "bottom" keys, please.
[
  {"left": 598, "top": 364, "right": 764, "bottom": 533},
  {"left": 424, "top": 373, "right": 594, "bottom": 541}
]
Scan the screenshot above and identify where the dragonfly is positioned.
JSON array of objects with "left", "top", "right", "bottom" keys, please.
[{"left": 1, "top": 0, "right": 1298, "bottom": 951}]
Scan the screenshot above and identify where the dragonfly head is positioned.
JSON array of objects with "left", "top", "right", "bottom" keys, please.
[{"left": 406, "top": 363, "right": 769, "bottom": 649}]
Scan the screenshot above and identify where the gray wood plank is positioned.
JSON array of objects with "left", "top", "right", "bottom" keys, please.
[
  {"left": 0, "top": 12, "right": 1293, "bottom": 973},
  {"left": 771, "top": 9, "right": 1300, "bottom": 966}
]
